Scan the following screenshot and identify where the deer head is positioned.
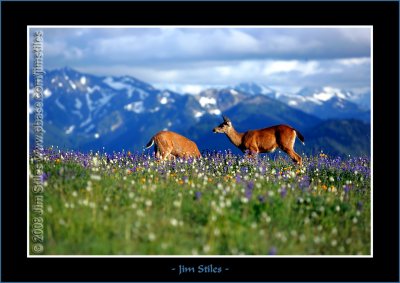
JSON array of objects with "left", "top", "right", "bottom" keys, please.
[{"left": 213, "top": 116, "right": 232, "bottom": 133}]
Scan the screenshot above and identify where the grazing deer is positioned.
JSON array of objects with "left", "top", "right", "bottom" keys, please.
[
  {"left": 213, "top": 116, "right": 305, "bottom": 165},
  {"left": 145, "top": 131, "right": 201, "bottom": 160}
]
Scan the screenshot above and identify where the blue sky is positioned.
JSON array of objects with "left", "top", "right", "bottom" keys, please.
[{"left": 30, "top": 27, "right": 371, "bottom": 94}]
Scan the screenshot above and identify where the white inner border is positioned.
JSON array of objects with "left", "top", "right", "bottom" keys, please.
[{"left": 27, "top": 25, "right": 373, "bottom": 258}]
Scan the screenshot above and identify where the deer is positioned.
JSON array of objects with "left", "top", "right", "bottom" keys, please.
[
  {"left": 145, "top": 130, "right": 201, "bottom": 160},
  {"left": 212, "top": 116, "right": 305, "bottom": 165}
]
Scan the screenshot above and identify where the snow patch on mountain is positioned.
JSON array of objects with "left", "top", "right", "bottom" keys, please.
[
  {"left": 55, "top": 98, "right": 66, "bottom": 111},
  {"left": 160, "top": 97, "right": 168, "bottom": 104},
  {"left": 194, "top": 111, "right": 205, "bottom": 118},
  {"left": 98, "top": 93, "right": 115, "bottom": 108},
  {"left": 44, "top": 88, "right": 52, "bottom": 98},
  {"left": 103, "top": 76, "right": 149, "bottom": 99},
  {"left": 235, "top": 82, "right": 275, "bottom": 96},
  {"left": 136, "top": 88, "right": 149, "bottom": 100},
  {"left": 69, "top": 80, "right": 77, "bottom": 90},
  {"left": 75, "top": 98, "right": 82, "bottom": 109},
  {"left": 149, "top": 107, "right": 160, "bottom": 113},
  {"left": 103, "top": 77, "right": 127, "bottom": 90},
  {"left": 65, "top": 125, "right": 75, "bottom": 135},
  {"left": 209, "top": 109, "right": 221, "bottom": 115},
  {"left": 230, "top": 89, "right": 239, "bottom": 95},
  {"left": 84, "top": 124, "right": 95, "bottom": 133},
  {"left": 71, "top": 110, "right": 83, "bottom": 119},
  {"left": 199, "top": 97, "right": 217, "bottom": 107},
  {"left": 80, "top": 116, "right": 92, "bottom": 128},
  {"left": 124, "top": 101, "right": 144, "bottom": 113},
  {"left": 87, "top": 85, "right": 101, "bottom": 94},
  {"left": 305, "top": 96, "right": 323, "bottom": 105},
  {"left": 313, "top": 91, "right": 334, "bottom": 101},
  {"left": 85, "top": 93, "right": 94, "bottom": 112},
  {"left": 80, "top": 76, "right": 87, "bottom": 85},
  {"left": 111, "top": 118, "right": 123, "bottom": 132}
]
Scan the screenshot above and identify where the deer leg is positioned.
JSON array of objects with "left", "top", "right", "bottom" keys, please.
[
  {"left": 279, "top": 132, "right": 302, "bottom": 166},
  {"left": 246, "top": 147, "right": 259, "bottom": 160},
  {"left": 167, "top": 154, "right": 176, "bottom": 161},
  {"left": 280, "top": 146, "right": 302, "bottom": 166},
  {"left": 292, "top": 151, "right": 302, "bottom": 166},
  {"left": 155, "top": 148, "right": 161, "bottom": 159},
  {"left": 161, "top": 149, "right": 176, "bottom": 161},
  {"left": 161, "top": 152, "right": 170, "bottom": 161}
]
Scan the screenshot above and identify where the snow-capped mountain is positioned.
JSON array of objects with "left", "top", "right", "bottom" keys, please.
[
  {"left": 234, "top": 82, "right": 276, "bottom": 98},
  {"left": 29, "top": 67, "right": 370, "bottom": 155},
  {"left": 31, "top": 68, "right": 201, "bottom": 141},
  {"left": 276, "top": 86, "right": 370, "bottom": 121},
  {"left": 29, "top": 67, "right": 204, "bottom": 149},
  {"left": 193, "top": 88, "right": 248, "bottom": 117},
  {"left": 232, "top": 83, "right": 370, "bottom": 121}
]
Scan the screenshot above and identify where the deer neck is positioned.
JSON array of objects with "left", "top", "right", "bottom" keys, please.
[{"left": 225, "top": 127, "right": 244, "bottom": 148}]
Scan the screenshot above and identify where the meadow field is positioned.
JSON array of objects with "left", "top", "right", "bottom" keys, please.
[{"left": 29, "top": 148, "right": 371, "bottom": 256}]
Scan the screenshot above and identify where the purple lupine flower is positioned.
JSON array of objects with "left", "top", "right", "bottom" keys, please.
[
  {"left": 40, "top": 172, "right": 48, "bottom": 183},
  {"left": 298, "top": 176, "right": 310, "bottom": 191},
  {"left": 357, "top": 201, "right": 363, "bottom": 211},
  {"left": 247, "top": 181, "right": 254, "bottom": 190},
  {"left": 280, "top": 186, "right": 287, "bottom": 198},
  {"left": 268, "top": 247, "right": 277, "bottom": 255},
  {"left": 235, "top": 174, "right": 241, "bottom": 183},
  {"left": 258, "top": 195, "right": 266, "bottom": 203},
  {"left": 245, "top": 181, "right": 254, "bottom": 200},
  {"left": 195, "top": 191, "right": 201, "bottom": 200}
]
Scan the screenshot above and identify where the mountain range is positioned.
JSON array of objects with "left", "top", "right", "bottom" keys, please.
[{"left": 29, "top": 67, "right": 371, "bottom": 156}]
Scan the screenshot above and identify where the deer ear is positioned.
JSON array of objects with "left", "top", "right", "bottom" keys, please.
[{"left": 222, "top": 115, "right": 231, "bottom": 123}]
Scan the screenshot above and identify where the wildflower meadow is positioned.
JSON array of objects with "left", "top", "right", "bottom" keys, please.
[{"left": 29, "top": 148, "right": 371, "bottom": 256}]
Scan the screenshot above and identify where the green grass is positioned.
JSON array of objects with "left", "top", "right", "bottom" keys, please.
[{"left": 29, "top": 150, "right": 370, "bottom": 255}]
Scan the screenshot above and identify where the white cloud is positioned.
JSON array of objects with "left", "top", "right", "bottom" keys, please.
[
  {"left": 45, "top": 41, "right": 84, "bottom": 60},
  {"left": 262, "top": 61, "right": 299, "bottom": 75},
  {"left": 36, "top": 27, "right": 371, "bottom": 64},
  {"left": 338, "top": 57, "right": 370, "bottom": 66},
  {"left": 34, "top": 27, "right": 371, "bottom": 90},
  {"left": 77, "top": 55, "right": 369, "bottom": 90},
  {"left": 154, "top": 83, "right": 226, "bottom": 95},
  {"left": 339, "top": 28, "right": 371, "bottom": 43}
]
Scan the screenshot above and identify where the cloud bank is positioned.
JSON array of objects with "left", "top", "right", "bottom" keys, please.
[{"left": 30, "top": 27, "right": 371, "bottom": 93}]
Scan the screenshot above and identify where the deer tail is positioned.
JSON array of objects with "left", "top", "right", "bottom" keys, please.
[
  {"left": 145, "top": 137, "right": 155, "bottom": 149},
  {"left": 295, "top": 129, "right": 305, "bottom": 146}
]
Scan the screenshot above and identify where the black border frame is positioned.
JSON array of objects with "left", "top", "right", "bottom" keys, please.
[{"left": 1, "top": 1, "right": 399, "bottom": 282}]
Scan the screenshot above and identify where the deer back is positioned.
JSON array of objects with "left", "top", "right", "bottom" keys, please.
[{"left": 154, "top": 131, "right": 201, "bottom": 158}]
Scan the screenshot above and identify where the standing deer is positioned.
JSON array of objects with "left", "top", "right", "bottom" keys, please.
[
  {"left": 145, "top": 131, "right": 201, "bottom": 160},
  {"left": 213, "top": 116, "right": 305, "bottom": 165}
]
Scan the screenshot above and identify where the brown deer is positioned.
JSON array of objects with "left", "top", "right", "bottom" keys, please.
[
  {"left": 145, "top": 131, "right": 201, "bottom": 160},
  {"left": 213, "top": 116, "right": 305, "bottom": 165}
]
